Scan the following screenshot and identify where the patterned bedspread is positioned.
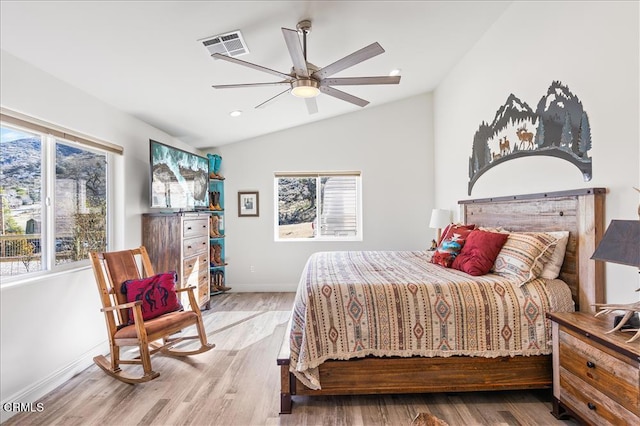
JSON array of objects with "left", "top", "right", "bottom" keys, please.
[{"left": 289, "top": 251, "right": 574, "bottom": 390}]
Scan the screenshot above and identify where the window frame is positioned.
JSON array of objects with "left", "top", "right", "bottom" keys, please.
[
  {"left": 274, "top": 171, "right": 363, "bottom": 242},
  {"left": 0, "top": 109, "right": 119, "bottom": 285}
]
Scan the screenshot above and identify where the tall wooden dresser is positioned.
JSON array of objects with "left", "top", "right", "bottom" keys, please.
[
  {"left": 142, "top": 212, "right": 210, "bottom": 310},
  {"left": 548, "top": 311, "right": 639, "bottom": 425}
]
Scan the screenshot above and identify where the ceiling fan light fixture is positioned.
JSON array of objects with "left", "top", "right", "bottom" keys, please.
[
  {"left": 291, "top": 79, "right": 320, "bottom": 98},
  {"left": 211, "top": 21, "right": 400, "bottom": 114}
]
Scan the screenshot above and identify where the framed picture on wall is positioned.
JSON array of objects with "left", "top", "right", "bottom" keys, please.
[{"left": 238, "top": 191, "right": 259, "bottom": 217}]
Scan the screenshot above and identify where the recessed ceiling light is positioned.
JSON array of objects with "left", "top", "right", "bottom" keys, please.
[
  {"left": 389, "top": 68, "right": 402, "bottom": 76},
  {"left": 229, "top": 110, "right": 242, "bottom": 117}
]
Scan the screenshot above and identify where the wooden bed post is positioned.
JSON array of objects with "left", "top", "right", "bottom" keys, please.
[
  {"left": 277, "top": 323, "right": 293, "bottom": 414},
  {"left": 576, "top": 190, "right": 605, "bottom": 312}
]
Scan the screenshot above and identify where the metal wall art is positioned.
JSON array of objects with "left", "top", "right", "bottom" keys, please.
[{"left": 468, "top": 81, "right": 593, "bottom": 195}]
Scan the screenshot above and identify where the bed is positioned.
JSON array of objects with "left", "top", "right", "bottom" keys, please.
[{"left": 277, "top": 188, "right": 605, "bottom": 414}]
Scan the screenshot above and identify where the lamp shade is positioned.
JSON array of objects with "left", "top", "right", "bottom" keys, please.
[
  {"left": 429, "top": 209, "right": 451, "bottom": 229},
  {"left": 590, "top": 220, "right": 640, "bottom": 267}
]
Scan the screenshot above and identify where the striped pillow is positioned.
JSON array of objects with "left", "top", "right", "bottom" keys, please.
[{"left": 493, "top": 232, "right": 558, "bottom": 286}]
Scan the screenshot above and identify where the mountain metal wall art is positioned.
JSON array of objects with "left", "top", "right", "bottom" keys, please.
[{"left": 468, "top": 81, "right": 593, "bottom": 195}]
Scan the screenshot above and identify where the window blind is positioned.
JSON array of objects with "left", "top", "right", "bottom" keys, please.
[
  {"left": 319, "top": 175, "right": 359, "bottom": 237},
  {"left": 274, "top": 171, "right": 361, "bottom": 178},
  {"left": 1, "top": 108, "right": 124, "bottom": 155}
]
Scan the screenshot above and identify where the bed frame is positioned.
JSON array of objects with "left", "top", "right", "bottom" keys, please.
[{"left": 277, "top": 188, "right": 606, "bottom": 414}]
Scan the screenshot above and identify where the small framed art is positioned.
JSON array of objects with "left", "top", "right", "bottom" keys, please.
[{"left": 238, "top": 191, "right": 259, "bottom": 217}]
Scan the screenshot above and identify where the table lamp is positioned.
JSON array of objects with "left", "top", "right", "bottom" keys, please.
[
  {"left": 590, "top": 219, "right": 640, "bottom": 339},
  {"left": 429, "top": 209, "right": 451, "bottom": 250}
]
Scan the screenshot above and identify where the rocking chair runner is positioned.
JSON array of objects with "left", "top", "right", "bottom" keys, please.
[{"left": 90, "top": 246, "right": 214, "bottom": 384}]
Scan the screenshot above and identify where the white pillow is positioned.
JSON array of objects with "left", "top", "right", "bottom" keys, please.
[{"left": 539, "top": 231, "right": 570, "bottom": 279}]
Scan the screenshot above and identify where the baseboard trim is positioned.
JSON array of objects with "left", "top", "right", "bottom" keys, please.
[
  {"left": 223, "top": 284, "right": 297, "bottom": 293},
  {"left": 0, "top": 341, "right": 108, "bottom": 423}
]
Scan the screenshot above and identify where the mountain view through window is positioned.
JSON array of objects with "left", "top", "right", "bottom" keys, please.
[{"left": 0, "top": 125, "right": 108, "bottom": 278}]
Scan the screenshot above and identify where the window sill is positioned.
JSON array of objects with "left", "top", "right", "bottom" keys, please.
[
  {"left": 0, "top": 262, "right": 92, "bottom": 289},
  {"left": 275, "top": 237, "right": 363, "bottom": 243}
]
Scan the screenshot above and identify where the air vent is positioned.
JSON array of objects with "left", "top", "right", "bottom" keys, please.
[{"left": 200, "top": 30, "right": 249, "bottom": 58}]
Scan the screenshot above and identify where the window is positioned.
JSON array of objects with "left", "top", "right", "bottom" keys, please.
[
  {"left": 1, "top": 111, "right": 119, "bottom": 280},
  {"left": 275, "top": 172, "right": 362, "bottom": 241}
]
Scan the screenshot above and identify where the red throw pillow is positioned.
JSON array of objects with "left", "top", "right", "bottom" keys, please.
[
  {"left": 121, "top": 271, "right": 182, "bottom": 324},
  {"left": 437, "top": 223, "right": 475, "bottom": 246},
  {"left": 431, "top": 225, "right": 475, "bottom": 268},
  {"left": 451, "top": 230, "right": 509, "bottom": 276}
]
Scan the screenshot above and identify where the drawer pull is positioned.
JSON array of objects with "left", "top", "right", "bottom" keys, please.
[
  {"left": 587, "top": 402, "right": 596, "bottom": 411},
  {"left": 187, "top": 226, "right": 192, "bottom": 230},
  {"left": 586, "top": 361, "right": 595, "bottom": 369},
  {"left": 187, "top": 245, "right": 192, "bottom": 249}
]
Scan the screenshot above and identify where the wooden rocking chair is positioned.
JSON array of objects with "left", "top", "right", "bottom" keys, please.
[{"left": 90, "top": 246, "right": 214, "bottom": 384}]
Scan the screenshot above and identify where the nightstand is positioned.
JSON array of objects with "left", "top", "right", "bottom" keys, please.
[{"left": 547, "top": 311, "right": 640, "bottom": 425}]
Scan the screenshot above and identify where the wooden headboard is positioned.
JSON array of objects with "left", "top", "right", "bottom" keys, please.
[{"left": 459, "top": 188, "right": 606, "bottom": 313}]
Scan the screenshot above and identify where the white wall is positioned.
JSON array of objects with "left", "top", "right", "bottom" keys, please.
[
  {"left": 433, "top": 1, "right": 640, "bottom": 303},
  {"left": 0, "top": 50, "right": 200, "bottom": 421},
  {"left": 217, "top": 93, "right": 434, "bottom": 291}
]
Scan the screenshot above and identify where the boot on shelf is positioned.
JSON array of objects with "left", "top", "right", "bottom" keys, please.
[
  {"left": 209, "top": 245, "right": 217, "bottom": 266},
  {"left": 207, "top": 154, "right": 224, "bottom": 180},
  {"left": 217, "top": 270, "right": 231, "bottom": 291},
  {"left": 210, "top": 243, "right": 227, "bottom": 267},
  {"left": 214, "top": 243, "right": 227, "bottom": 266},
  {"left": 211, "top": 270, "right": 231, "bottom": 292},
  {"left": 210, "top": 270, "right": 231, "bottom": 292},
  {"left": 209, "top": 192, "right": 216, "bottom": 211},
  {"left": 210, "top": 215, "right": 223, "bottom": 238},
  {"left": 207, "top": 153, "right": 219, "bottom": 179},
  {"left": 213, "top": 154, "right": 224, "bottom": 180},
  {"left": 211, "top": 192, "right": 222, "bottom": 211}
]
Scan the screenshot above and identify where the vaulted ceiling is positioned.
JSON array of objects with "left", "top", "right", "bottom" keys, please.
[{"left": 0, "top": 1, "right": 511, "bottom": 148}]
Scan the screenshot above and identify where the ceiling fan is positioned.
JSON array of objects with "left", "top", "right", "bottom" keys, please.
[{"left": 211, "top": 20, "right": 401, "bottom": 114}]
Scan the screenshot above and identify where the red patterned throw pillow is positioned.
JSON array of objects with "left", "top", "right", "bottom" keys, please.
[
  {"left": 431, "top": 224, "right": 475, "bottom": 268},
  {"left": 436, "top": 223, "right": 475, "bottom": 246},
  {"left": 451, "top": 229, "right": 509, "bottom": 276},
  {"left": 121, "top": 271, "right": 182, "bottom": 324}
]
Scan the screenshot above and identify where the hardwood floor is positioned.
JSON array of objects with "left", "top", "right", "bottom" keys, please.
[{"left": 4, "top": 293, "right": 578, "bottom": 425}]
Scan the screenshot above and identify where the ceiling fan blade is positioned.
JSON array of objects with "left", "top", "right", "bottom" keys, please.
[
  {"left": 312, "top": 42, "right": 385, "bottom": 80},
  {"left": 305, "top": 97, "right": 318, "bottom": 114},
  {"left": 212, "top": 53, "right": 292, "bottom": 80},
  {"left": 212, "top": 81, "right": 291, "bottom": 89},
  {"left": 321, "top": 76, "right": 401, "bottom": 86},
  {"left": 282, "top": 28, "right": 309, "bottom": 78},
  {"left": 320, "top": 86, "right": 369, "bottom": 107},
  {"left": 255, "top": 88, "right": 290, "bottom": 109}
]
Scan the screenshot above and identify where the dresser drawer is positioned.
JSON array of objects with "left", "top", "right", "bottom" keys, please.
[
  {"left": 184, "top": 266, "right": 207, "bottom": 287},
  {"left": 560, "top": 366, "right": 638, "bottom": 425},
  {"left": 183, "top": 253, "right": 209, "bottom": 281},
  {"left": 183, "top": 235, "right": 208, "bottom": 258},
  {"left": 183, "top": 218, "right": 208, "bottom": 238},
  {"left": 559, "top": 329, "right": 639, "bottom": 415},
  {"left": 197, "top": 271, "right": 209, "bottom": 305}
]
